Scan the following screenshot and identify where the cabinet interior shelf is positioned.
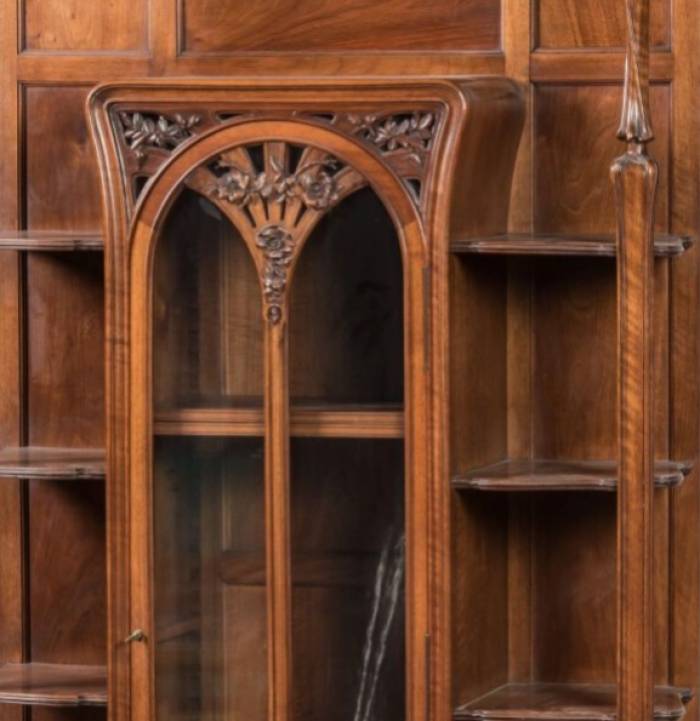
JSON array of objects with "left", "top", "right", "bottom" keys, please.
[
  {"left": 154, "top": 404, "right": 404, "bottom": 438},
  {"left": 451, "top": 233, "right": 693, "bottom": 258},
  {"left": 0, "top": 231, "right": 103, "bottom": 252},
  {"left": 454, "top": 682, "right": 692, "bottom": 721},
  {"left": 0, "top": 446, "right": 105, "bottom": 480},
  {"left": 0, "top": 663, "right": 107, "bottom": 707},
  {"left": 453, "top": 459, "right": 692, "bottom": 492}
]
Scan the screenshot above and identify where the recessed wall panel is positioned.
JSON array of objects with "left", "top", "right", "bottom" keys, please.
[
  {"left": 534, "top": 84, "right": 670, "bottom": 235},
  {"left": 23, "top": 0, "right": 146, "bottom": 51},
  {"left": 181, "top": 0, "right": 500, "bottom": 53},
  {"left": 536, "top": 0, "right": 670, "bottom": 49}
]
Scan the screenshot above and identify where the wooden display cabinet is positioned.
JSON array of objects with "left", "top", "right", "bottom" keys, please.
[
  {"left": 88, "top": 78, "right": 523, "bottom": 721},
  {"left": 0, "top": 2, "right": 699, "bottom": 721}
]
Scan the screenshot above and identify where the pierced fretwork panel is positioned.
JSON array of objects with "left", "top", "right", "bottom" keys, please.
[
  {"left": 302, "top": 111, "right": 438, "bottom": 206},
  {"left": 110, "top": 108, "right": 440, "bottom": 214}
]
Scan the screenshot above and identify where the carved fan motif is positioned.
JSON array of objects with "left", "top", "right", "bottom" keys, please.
[{"left": 185, "top": 141, "right": 366, "bottom": 324}]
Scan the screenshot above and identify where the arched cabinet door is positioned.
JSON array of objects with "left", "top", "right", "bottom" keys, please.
[{"left": 88, "top": 79, "right": 523, "bottom": 721}]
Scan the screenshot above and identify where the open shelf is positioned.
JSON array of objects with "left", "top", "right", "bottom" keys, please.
[
  {"left": 0, "top": 230, "right": 103, "bottom": 252},
  {"left": 450, "top": 233, "right": 692, "bottom": 258},
  {"left": 0, "top": 663, "right": 107, "bottom": 707},
  {"left": 454, "top": 683, "right": 692, "bottom": 721},
  {"left": 453, "top": 459, "right": 692, "bottom": 492},
  {"left": 0, "top": 446, "right": 105, "bottom": 480},
  {"left": 154, "top": 404, "right": 404, "bottom": 438}
]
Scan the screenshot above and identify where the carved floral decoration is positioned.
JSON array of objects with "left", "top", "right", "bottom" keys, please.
[
  {"left": 210, "top": 156, "right": 340, "bottom": 210},
  {"left": 256, "top": 225, "right": 295, "bottom": 324},
  {"left": 346, "top": 112, "right": 435, "bottom": 165},
  {"left": 209, "top": 152, "right": 343, "bottom": 323},
  {"left": 119, "top": 112, "right": 201, "bottom": 162}
]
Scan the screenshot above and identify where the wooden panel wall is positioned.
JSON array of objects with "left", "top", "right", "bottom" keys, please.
[{"left": 0, "top": 4, "right": 698, "bottom": 721}]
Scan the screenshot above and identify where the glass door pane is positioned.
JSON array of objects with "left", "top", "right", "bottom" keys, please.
[
  {"left": 152, "top": 188, "right": 266, "bottom": 721},
  {"left": 289, "top": 187, "right": 406, "bottom": 721}
]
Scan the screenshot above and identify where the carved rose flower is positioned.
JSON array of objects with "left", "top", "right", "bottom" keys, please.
[
  {"left": 256, "top": 225, "right": 294, "bottom": 325},
  {"left": 213, "top": 167, "right": 254, "bottom": 205},
  {"left": 296, "top": 169, "right": 338, "bottom": 210},
  {"left": 256, "top": 225, "right": 293, "bottom": 257}
]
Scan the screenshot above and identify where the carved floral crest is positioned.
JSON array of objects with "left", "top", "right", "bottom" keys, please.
[
  {"left": 198, "top": 146, "right": 350, "bottom": 324},
  {"left": 210, "top": 156, "right": 339, "bottom": 211}
]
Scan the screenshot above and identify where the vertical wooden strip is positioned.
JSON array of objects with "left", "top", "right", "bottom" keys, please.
[
  {"left": 669, "top": 0, "right": 700, "bottom": 709},
  {"left": 613, "top": 146, "right": 656, "bottom": 721},
  {"left": 504, "top": 0, "right": 534, "bottom": 688},
  {"left": 503, "top": 0, "right": 533, "bottom": 235},
  {"left": 150, "top": 0, "right": 176, "bottom": 73},
  {"left": 615, "top": 2, "right": 656, "bottom": 720},
  {"left": 615, "top": 146, "right": 657, "bottom": 721},
  {"left": 0, "top": 5, "right": 26, "bottom": 721},
  {"left": 265, "top": 320, "right": 291, "bottom": 721}
]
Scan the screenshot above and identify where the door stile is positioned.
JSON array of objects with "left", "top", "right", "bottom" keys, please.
[{"left": 264, "top": 318, "right": 292, "bottom": 721}]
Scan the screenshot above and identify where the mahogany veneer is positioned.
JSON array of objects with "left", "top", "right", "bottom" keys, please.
[
  {"left": 0, "top": 230, "right": 103, "bottom": 251},
  {"left": 0, "top": 663, "right": 107, "bottom": 706},
  {"left": 451, "top": 234, "right": 692, "bottom": 257},
  {"left": 453, "top": 459, "right": 693, "bottom": 492},
  {"left": 0, "top": 446, "right": 105, "bottom": 479},
  {"left": 454, "top": 683, "right": 692, "bottom": 721}
]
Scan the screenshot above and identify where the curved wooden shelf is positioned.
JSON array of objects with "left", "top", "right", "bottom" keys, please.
[
  {"left": 154, "top": 404, "right": 404, "bottom": 439},
  {"left": 0, "top": 663, "right": 107, "bottom": 707},
  {"left": 454, "top": 683, "right": 692, "bottom": 721},
  {"left": 453, "top": 459, "right": 692, "bottom": 492},
  {"left": 451, "top": 233, "right": 692, "bottom": 258},
  {"left": 0, "top": 231, "right": 103, "bottom": 252},
  {"left": 0, "top": 446, "right": 105, "bottom": 480}
]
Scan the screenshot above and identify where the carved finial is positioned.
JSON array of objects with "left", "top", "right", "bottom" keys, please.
[{"left": 617, "top": 0, "right": 653, "bottom": 144}]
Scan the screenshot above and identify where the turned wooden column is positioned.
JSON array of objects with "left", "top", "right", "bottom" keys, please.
[{"left": 613, "top": 1, "right": 656, "bottom": 721}]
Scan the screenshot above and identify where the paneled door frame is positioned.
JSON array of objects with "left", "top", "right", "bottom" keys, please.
[{"left": 121, "top": 117, "right": 429, "bottom": 721}]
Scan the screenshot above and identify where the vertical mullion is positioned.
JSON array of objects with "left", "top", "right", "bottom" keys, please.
[{"left": 265, "top": 319, "right": 292, "bottom": 721}]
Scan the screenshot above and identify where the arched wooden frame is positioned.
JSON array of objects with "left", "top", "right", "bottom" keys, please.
[{"left": 126, "top": 119, "right": 430, "bottom": 721}]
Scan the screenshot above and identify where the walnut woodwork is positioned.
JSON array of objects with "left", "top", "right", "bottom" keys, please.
[
  {"left": 453, "top": 459, "right": 692, "bottom": 492},
  {"left": 88, "top": 77, "right": 523, "bottom": 721},
  {"left": 454, "top": 683, "right": 689, "bottom": 721},
  {"left": 0, "top": 4, "right": 698, "bottom": 721},
  {"left": 451, "top": 234, "right": 691, "bottom": 258},
  {"left": 0, "top": 447, "right": 105, "bottom": 479},
  {"left": 0, "top": 663, "right": 107, "bottom": 707}
]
